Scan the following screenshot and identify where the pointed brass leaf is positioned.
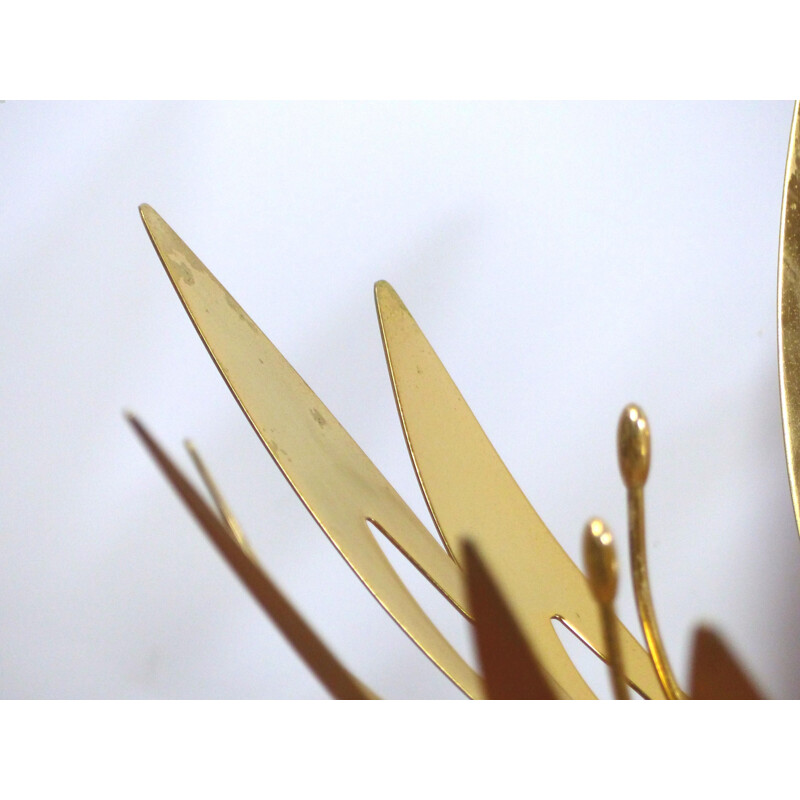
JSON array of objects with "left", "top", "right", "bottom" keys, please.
[
  {"left": 375, "top": 280, "right": 666, "bottom": 699},
  {"left": 139, "top": 205, "right": 483, "bottom": 698}
]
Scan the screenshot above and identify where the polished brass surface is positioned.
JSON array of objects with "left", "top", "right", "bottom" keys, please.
[
  {"left": 127, "top": 414, "right": 377, "bottom": 700},
  {"left": 139, "top": 205, "right": 484, "bottom": 699},
  {"left": 583, "top": 519, "right": 628, "bottom": 700},
  {"left": 779, "top": 102, "right": 800, "bottom": 539},
  {"left": 375, "top": 281, "right": 666, "bottom": 699},
  {"left": 618, "top": 405, "right": 686, "bottom": 700},
  {"left": 463, "top": 541, "right": 556, "bottom": 700}
]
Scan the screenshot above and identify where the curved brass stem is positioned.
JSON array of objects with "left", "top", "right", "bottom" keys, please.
[{"left": 618, "top": 405, "right": 686, "bottom": 700}]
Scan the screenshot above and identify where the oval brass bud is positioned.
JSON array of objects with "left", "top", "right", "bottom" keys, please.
[
  {"left": 583, "top": 518, "right": 618, "bottom": 605},
  {"left": 617, "top": 404, "right": 651, "bottom": 489}
]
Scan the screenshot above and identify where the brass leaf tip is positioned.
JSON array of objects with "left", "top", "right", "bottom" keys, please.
[{"left": 374, "top": 279, "right": 402, "bottom": 308}]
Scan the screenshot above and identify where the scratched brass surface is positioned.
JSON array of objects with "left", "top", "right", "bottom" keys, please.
[
  {"left": 779, "top": 102, "right": 800, "bottom": 539},
  {"left": 375, "top": 280, "right": 666, "bottom": 699},
  {"left": 128, "top": 414, "right": 377, "bottom": 700},
  {"left": 139, "top": 205, "right": 483, "bottom": 699}
]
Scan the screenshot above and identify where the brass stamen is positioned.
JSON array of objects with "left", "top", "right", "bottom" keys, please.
[
  {"left": 583, "top": 518, "right": 629, "bottom": 700},
  {"left": 618, "top": 404, "right": 686, "bottom": 700}
]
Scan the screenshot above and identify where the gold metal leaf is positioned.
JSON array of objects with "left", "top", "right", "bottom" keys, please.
[
  {"left": 139, "top": 205, "right": 483, "bottom": 699},
  {"left": 375, "top": 280, "right": 666, "bottom": 699}
]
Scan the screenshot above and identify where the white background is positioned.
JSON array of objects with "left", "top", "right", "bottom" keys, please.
[{"left": 2, "top": 101, "right": 799, "bottom": 700}]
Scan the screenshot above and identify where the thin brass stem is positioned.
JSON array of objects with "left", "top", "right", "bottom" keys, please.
[
  {"left": 600, "top": 604, "right": 628, "bottom": 700},
  {"left": 127, "top": 413, "right": 378, "bottom": 700},
  {"left": 185, "top": 439, "right": 258, "bottom": 562},
  {"left": 618, "top": 405, "right": 686, "bottom": 700},
  {"left": 583, "top": 519, "right": 629, "bottom": 700}
]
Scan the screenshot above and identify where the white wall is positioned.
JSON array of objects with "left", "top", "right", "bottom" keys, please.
[{"left": 1, "top": 101, "right": 797, "bottom": 698}]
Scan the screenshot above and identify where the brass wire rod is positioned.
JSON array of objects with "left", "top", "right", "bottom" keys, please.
[
  {"left": 618, "top": 404, "right": 686, "bottom": 700},
  {"left": 583, "top": 519, "right": 629, "bottom": 700}
]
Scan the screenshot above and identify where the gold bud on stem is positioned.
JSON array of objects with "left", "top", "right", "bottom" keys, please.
[
  {"left": 618, "top": 404, "right": 650, "bottom": 490},
  {"left": 583, "top": 518, "right": 629, "bottom": 699}
]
